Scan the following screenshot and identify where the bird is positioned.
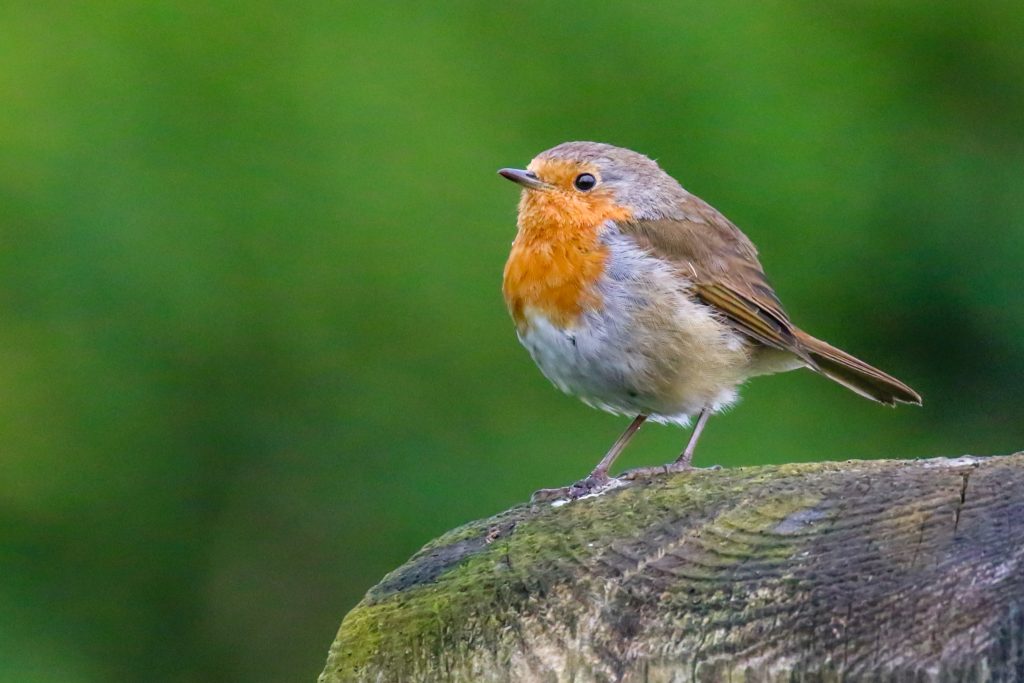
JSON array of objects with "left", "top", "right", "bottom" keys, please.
[{"left": 498, "top": 141, "right": 921, "bottom": 499}]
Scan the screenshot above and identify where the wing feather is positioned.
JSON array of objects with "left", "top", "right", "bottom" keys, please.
[
  {"left": 616, "top": 197, "right": 813, "bottom": 365},
  {"left": 615, "top": 193, "right": 921, "bottom": 404}
]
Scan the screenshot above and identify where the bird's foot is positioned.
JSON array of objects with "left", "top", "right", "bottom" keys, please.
[
  {"left": 530, "top": 472, "right": 614, "bottom": 504},
  {"left": 529, "top": 486, "right": 572, "bottom": 504},
  {"left": 620, "top": 461, "right": 721, "bottom": 482},
  {"left": 531, "top": 462, "right": 722, "bottom": 504}
]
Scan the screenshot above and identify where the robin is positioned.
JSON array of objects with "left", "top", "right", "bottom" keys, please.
[{"left": 499, "top": 141, "right": 921, "bottom": 499}]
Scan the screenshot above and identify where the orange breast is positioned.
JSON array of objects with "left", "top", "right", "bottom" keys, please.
[{"left": 503, "top": 189, "right": 632, "bottom": 331}]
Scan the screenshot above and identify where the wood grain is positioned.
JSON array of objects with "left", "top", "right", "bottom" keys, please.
[{"left": 320, "top": 454, "right": 1024, "bottom": 682}]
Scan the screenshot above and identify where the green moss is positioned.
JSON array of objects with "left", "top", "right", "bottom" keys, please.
[
  {"left": 331, "top": 515, "right": 529, "bottom": 674},
  {"left": 330, "top": 466, "right": 834, "bottom": 678},
  {"left": 323, "top": 455, "right": 1024, "bottom": 682}
]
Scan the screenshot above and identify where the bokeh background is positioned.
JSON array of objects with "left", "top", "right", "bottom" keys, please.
[{"left": 3, "top": 2, "right": 1024, "bottom": 681}]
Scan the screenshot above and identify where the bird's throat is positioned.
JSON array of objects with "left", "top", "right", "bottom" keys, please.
[{"left": 503, "top": 195, "right": 631, "bottom": 331}]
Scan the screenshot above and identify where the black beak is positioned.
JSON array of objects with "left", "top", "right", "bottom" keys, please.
[{"left": 498, "top": 168, "right": 552, "bottom": 190}]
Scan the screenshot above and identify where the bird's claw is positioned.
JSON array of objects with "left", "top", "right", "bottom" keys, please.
[
  {"left": 530, "top": 486, "right": 572, "bottom": 504},
  {"left": 620, "top": 461, "right": 721, "bottom": 481},
  {"left": 532, "top": 463, "right": 722, "bottom": 505},
  {"left": 530, "top": 472, "right": 612, "bottom": 504}
]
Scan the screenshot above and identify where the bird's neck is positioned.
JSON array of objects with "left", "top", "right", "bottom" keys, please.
[{"left": 502, "top": 215, "right": 621, "bottom": 332}]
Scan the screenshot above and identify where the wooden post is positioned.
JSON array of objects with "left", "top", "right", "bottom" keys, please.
[{"left": 319, "top": 454, "right": 1024, "bottom": 682}]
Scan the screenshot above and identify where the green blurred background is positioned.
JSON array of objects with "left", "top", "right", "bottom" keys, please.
[{"left": 2, "top": 2, "right": 1024, "bottom": 681}]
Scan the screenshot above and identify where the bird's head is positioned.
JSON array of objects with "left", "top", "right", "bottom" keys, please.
[{"left": 498, "top": 142, "right": 688, "bottom": 233}]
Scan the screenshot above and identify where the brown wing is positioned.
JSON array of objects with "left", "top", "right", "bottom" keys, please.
[
  {"left": 617, "top": 196, "right": 922, "bottom": 406},
  {"left": 617, "top": 196, "right": 815, "bottom": 365}
]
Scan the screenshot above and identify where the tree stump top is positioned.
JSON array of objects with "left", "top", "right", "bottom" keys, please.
[{"left": 320, "top": 454, "right": 1024, "bottom": 682}]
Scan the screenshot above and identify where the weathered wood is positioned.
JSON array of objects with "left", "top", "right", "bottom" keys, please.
[{"left": 319, "top": 454, "right": 1024, "bottom": 682}]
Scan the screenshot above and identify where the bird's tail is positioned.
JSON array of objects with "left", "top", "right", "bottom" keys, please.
[{"left": 795, "top": 329, "right": 922, "bottom": 406}]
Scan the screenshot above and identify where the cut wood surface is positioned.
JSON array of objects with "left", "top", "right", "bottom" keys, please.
[{"left": 319, "top": 454, "right": 1024, "bottom": 682}]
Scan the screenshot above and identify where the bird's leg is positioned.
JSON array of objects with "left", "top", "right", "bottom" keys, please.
[
  {"left": 621, "top": 407, "right": 715, "bottom": 481},
  {"left": 531, "top": 415, "right": 646, "bottom": 503},
  {"left": 576, "top": 413, "right": 647, "bottom": 487},
  {"left": 675, "top": 406, "right": 711, "bottom": 468}
]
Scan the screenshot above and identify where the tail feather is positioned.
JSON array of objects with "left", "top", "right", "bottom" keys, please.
[{"left": 795, "top": 330, "right": 922, "bottom": 406}]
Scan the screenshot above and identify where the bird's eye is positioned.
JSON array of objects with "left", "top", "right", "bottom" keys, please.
[{"left": 573, "top": 173, "right": 597, "bottom": 191}]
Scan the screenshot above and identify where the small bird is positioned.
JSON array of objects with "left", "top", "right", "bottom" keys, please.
[{"left": 499, "top": 142, "right": 921, "bottom": 498}]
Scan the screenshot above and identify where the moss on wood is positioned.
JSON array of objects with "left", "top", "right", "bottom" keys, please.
[{"left": 320, "top": 454, "right": 1024, "bottom": 682}]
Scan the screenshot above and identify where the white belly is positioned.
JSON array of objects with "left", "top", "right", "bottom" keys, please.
[{"left": 516, "top": 233, "right": 756, "bottom": 425}]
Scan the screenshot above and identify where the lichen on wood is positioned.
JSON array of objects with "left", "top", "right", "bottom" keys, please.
[{"left": 319, "top": 454, "right": 1024, "bottom": 682}]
